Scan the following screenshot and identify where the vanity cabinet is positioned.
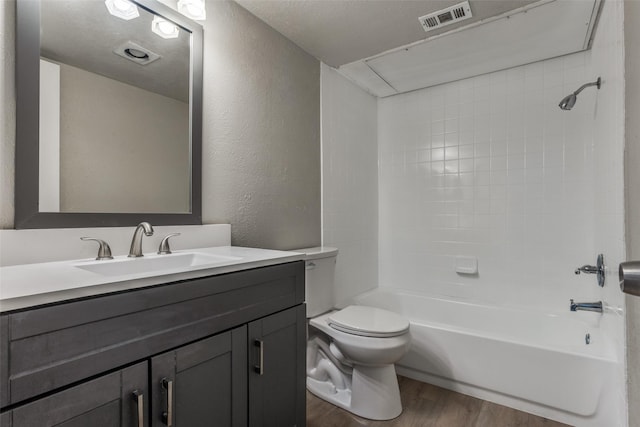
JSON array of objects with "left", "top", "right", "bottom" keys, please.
[{"left": 0, "top": 261, "right": 306, "bottom": 427}]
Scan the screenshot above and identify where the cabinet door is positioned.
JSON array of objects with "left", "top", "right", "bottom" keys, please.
[
  {"left": 248, "top": 305, "right": 306, "bottom": 427},
  {"left": 151, "top": 327, "right": 247, "bottom": 427},
  {"left": 6, "top": 362, "right": 148, "bottom": 427}
]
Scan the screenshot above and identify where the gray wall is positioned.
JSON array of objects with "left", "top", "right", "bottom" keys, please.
[
  {"left": 0, "top": 0, "right": 321, "bottom": 250},
  {"left": 625, "top": 2, "right": 640, "bottom": 426},
  {"left": 0, "top": 0, "right": 15, "bottom": 228},
  {"left": 201, "top": 0, "right": 320, "bottom": 249}
]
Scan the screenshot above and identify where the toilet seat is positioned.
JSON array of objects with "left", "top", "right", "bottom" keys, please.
[{"left": 328, "top": 305, "right": 410, "bottom": 338}]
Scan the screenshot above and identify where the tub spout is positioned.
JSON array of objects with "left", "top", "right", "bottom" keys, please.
[{"left": 570, "top": 299, "right": 603, "bottom": 313}]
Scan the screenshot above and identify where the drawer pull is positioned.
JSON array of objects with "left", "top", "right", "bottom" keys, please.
[
  {"left": 161, "top": 378, "right": 173, "bottom": 426},
  {"left": 132, "top": 390, "right": 144, "bottom": 427},
  {"left": 254, "top": 339, "right": 264, "bottom": 375}
]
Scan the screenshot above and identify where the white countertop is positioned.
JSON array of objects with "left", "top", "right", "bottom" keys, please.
[{"left": 0, "top": 246, "right": 304, "bottom": 313}]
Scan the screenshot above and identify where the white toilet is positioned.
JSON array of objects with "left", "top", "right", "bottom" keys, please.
[{"left": 295, "top": 247, "right": 411, "bottom": 420}]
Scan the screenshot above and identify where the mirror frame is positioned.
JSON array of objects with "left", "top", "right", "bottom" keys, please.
[{"left": 15, "top": 0, "right": 203, "bottom": 229}]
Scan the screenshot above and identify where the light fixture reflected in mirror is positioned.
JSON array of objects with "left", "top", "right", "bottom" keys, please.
[
  {"left": 104, "top": 0, "right": 140, "bottom": 20},
  {"left": 177, "top": 0, "right": 206, "bottom": 21},
  {"left": 152, "top": 16, "right": 180, "bottom": 39}
]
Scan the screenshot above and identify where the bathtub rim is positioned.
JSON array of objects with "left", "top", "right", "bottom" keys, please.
[{"left": 354, "top": 287, "right": 619, "bottom": 362}]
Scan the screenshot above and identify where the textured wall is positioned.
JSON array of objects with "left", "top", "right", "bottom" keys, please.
[
  {"left": 0, "top": 0, "right": 15, "bottom": 228},
  {"left": 625, "top": 1, "right": 640, "bottom": 425},
  {"left": 200, "top": 0, "right": 320, "bottom": 249},
  {"left": 321, "top": 63, "right": 378, "bottom": 307}
]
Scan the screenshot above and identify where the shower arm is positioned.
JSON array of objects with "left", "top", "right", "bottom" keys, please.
[{"left": 573, "top": 78, "right": 601, "bottom": 96}]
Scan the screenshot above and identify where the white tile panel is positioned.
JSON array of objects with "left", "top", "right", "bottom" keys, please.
[
  {"left": 321, "top": 64, "right": 379, "bottom": 308},
  {"left": 378, "top": 50, "right": 605, "bottom": 312}
]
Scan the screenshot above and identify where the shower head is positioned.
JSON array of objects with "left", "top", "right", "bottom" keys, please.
[
  {"left": 559, "top": 93, "right": 577, "bottom": 110},
  {"left": 558, "top": 77, "right": 601, "bottom": 110}
]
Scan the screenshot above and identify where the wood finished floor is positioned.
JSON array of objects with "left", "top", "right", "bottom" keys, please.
[{"left": 307, "top": 376, "right": 570, "bottom": 427}]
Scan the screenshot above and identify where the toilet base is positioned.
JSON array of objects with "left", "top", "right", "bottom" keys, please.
[{"left": 307, "top": 363, "right": 403, "bottom": 420}]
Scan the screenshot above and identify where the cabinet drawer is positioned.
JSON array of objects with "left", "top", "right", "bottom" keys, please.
[{"left": 2, "top": 261, "right": 304, "bottom": 405}]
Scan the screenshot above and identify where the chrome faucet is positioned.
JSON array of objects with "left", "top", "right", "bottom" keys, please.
[
  {"left": 570, "top": 299, "right": 603, "bottom": 313},
  {"left": 574, "top": 254, "right": 606, "bottom": 287},
  {"left": 128, "top": 222, "right": 154, "bottom": 258}
]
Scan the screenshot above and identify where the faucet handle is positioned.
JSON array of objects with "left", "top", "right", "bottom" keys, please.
[
  {"left": 158, "top": 233, "right": 181, "bottom": 255},
  {"left": 81, "top": 237, "right": 114, "bottom": 260},
  {"left": 575, "top": 265, "right": 599, "bottom": 274},
  {"left": 574, "top": 254, "right": 605, "bottom": 287}
]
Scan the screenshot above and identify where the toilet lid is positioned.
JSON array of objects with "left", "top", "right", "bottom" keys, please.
[{"left": 328, "top": 305, "right": 409, "bottom": 338}]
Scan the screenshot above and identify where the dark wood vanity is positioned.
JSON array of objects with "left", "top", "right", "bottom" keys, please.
[{"left": 0, "top": 261, "right": 306, "bottom": 427}]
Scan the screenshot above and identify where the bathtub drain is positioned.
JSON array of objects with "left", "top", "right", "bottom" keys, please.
[{"left": 585, "top": 333, "right": 591, "bottom": 345}]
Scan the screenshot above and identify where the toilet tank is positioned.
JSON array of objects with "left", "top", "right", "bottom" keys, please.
[{"left": 293, "top": 247, "right": 338, "bottom": 317}]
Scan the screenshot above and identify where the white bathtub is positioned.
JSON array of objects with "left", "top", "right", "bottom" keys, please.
[{"left": 354, "top": 289, "right": 624, "bottom": 427}]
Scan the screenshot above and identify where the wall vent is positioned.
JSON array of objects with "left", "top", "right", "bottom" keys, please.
[{"left": 419, "top": 1, "right": 473, "bottom": 33}]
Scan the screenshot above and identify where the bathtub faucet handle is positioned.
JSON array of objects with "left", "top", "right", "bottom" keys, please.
[
  {"left": 575, "top": 265, "right": 599, "bottom": 274},
  {"left": 574, "top": 254, "right": 606, "bottom": 287}
]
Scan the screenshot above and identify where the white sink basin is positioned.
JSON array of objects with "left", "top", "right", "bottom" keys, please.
[{"left": 74, "top": 252, "right": 242, "bottom": 277}]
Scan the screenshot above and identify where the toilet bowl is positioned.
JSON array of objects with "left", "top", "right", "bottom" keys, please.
[
  {"left": 294, "top": 247, "right": 412, "bottom": 421},
  {"left": 307, "top": 306, "right": 411, "bottom": 420}
]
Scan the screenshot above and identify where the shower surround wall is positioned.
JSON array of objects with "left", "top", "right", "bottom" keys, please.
[
  {"left": 320, "top": 64, "right": 378, "bottom": 307},
  {"left": 378, "top": 52, "right": 621, "bottom": 313},
  {"left": 586, "top": 0, "right": 627, "bottom": 420}
]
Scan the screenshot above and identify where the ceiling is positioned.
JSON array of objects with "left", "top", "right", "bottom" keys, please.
[
  {"left": 41, "top": 0, "right": 190, "bottom": 102},
  {"left": 234, "top": 0, "right": 601, "bottom": 97},
  {"left": 233, "top": 0, "right": 540, "bottom": 67}
]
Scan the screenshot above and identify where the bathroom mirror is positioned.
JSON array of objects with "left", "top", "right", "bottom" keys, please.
[{"left": 15, "top": 0, "right": 203, "bottom": 228}]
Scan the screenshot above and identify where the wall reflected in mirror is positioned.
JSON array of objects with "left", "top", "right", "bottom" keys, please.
[{"left": 38, "top": 0, "right": 191, "bottom": 214}]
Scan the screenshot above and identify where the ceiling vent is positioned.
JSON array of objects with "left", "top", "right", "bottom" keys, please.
[{"left": 419, "top": 1, "right": 473, "bottom": 33}]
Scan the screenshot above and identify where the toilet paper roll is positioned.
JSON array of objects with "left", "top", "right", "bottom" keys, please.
[{"left": 619, "top": 261, "right": 640, "bottom": 297}]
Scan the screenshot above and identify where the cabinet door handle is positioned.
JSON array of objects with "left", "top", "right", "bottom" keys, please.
[
  {"left": 161, "top": 378, "right": 173, "bottom": 426},
  {"left": 254, "top": 339, "right": 264, "bottom": 375},
  {"left": 132, "top": 390, "right": 144, "bottom": 427}
]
